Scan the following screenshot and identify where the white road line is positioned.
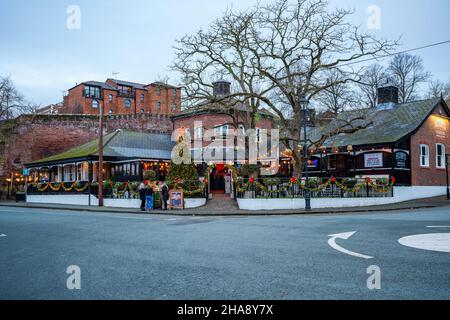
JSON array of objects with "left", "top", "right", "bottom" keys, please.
[
  {"left": 0, "top": 234, "right": 6, "bottom": 238},
  {"left": 427, "top": 226, "right": 450, "bottom": 228},
  {"left": 0, "top": 209, "right": 27, "bottom": 213},
  {"left": 327, "top": 231, "right": 374, "bottom": 260}
]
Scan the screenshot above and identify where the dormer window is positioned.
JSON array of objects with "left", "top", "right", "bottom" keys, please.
[
  {"left": 84, "top": 86, "right": 101, "bottom": 99},
  {"left": 118, "top": 85, "right": 133, "bottom": 97}
]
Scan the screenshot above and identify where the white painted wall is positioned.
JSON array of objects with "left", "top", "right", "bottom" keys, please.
[
  {"left": 237, "top": 186, "right": 448, "bottom": 211},
  {"left": 27, "top": 195, "right": 207, "bottom": 209},
  {"left": 184, "top": 198, "right": 206, "bottom": 209},
  {"left": 27, "top": 195, "right": 93, "bottom": 206},
  {"left": 103, "top": 199, "right": 140, "bottom": 209}
]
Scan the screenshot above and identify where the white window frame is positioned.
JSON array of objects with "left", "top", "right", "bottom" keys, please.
[
  {"left": 420, "top": 144, "right": 429, "bottom": 167},
  {"left": 214, "top": 125, "right": 228, "bottom": 137},
  {"left": 195, "top": 127, "right": 204, "bottom": 140},
  {"left": 92, "top": 99, "right": 99, "bottom": 109},
  {"left": 436, "top": 143, "right": 445, "bottom": 169},
  {"left": 239, "top": 125, "right": 245, "bottom": 136}
]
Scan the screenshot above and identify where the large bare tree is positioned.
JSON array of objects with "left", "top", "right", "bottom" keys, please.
[
  {"left": 358, "top": 63, "right": 389, "bottom": 108},
  {"left": 316, "top": 69, "right": 359, "bottom": 116},
  {"left": 388, "top": 53, "right": 431, "bottom": 103},
  {"left": 173, "top": 0, "right": 397, "bottom": 175},
  {"left": 0, "top": 76, "right": 37, "bottom": 121},
  {"left": 427, "top": 79, "right": 450, "bottom": 99}
]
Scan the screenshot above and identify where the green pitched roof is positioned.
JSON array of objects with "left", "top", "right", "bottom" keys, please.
[
  {"left": 307, "top": 98, "right": 447, "bottom": 148},
  {"left": 27, "top": 130, "right": 175, "bottom": 166}
]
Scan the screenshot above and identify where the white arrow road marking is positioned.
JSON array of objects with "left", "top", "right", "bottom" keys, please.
[
  {"left": 399, "top": 233, "right": 450, "bottom": 253},
  {"left": 328, "top": 231, "right": 374, "bottom": 260}
]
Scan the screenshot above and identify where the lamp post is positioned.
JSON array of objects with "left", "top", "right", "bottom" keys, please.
[
  {"left": 299, "top": 93, "right": 311, "bottom": 211},
  {"left": 446, "top": 154, "right": 449, "bottom": 200},
  {"left": 98, "top": 102, "right": 104, "bottom": 207}
]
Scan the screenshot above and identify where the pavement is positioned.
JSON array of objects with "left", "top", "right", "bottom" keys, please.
[
  {"left": 0, "top": 205, "right": 450, "bottom": 299},
  {"left": 0, "top": 195, "right": 449, "bottom": 216}
]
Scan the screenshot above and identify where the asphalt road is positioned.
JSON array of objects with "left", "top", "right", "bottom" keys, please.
[{"left": 0, "top": 205, "right": 449, "bottom": 300}]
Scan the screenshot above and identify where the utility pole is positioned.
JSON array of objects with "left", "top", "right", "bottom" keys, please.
[
  {"left": 299, "top": 93, "right": 311, "bottom": 211},
  {"left": 98, "top": 102, "right": 104, "bottom": 207}
]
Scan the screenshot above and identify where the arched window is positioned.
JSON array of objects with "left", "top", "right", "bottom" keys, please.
[
  {"left": 124, "top": 99, "right": 131, "bottom": 108},
  {"left": 156, "top": 101, "right": 161, "bottom": 110},
  {"left": 92, "top": 100, "right": 99, "bottom": 109}
]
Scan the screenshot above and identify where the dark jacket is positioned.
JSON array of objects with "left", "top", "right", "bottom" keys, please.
[
  {"left": 139, "top": 188, "right": 146, "bottom": 201},
  {"left": 145, "top": 187, "right": 154, "bottom": 197},
  {"left": 161, "top": 185, "right": 169, "bottom": 201}
]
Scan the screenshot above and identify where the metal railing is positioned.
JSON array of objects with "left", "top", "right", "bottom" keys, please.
[{"left": 236, "top": 178, "right": 394, "bottom": 199}]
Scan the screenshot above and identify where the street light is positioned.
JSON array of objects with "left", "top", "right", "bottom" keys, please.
[
  {"left": 446, "top": 154, "right": 449, "bottom": 200},
  {"left": 299, "top": 93, "right": 311, "bottom": 211},
  {"left": 98, "top": 101, "right": 104, "bottom": 207}
]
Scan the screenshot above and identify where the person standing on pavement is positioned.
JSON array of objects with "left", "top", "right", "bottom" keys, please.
[
  {"left": 161, "top": 182, "right": 169, "bottom": 210},
  {"left": 139, "top": 183, "right": 146, "bottom": 211},
  {"left": 145, "top": 185, "right": 154, "bottom": 210}
]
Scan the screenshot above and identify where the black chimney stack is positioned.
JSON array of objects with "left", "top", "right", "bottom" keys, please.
[
  {"left": 377, "top": 86, "right": 399, "bottom": 105},
  {"left": 212, "top": 80, "right": 231, "bottom": 97}
]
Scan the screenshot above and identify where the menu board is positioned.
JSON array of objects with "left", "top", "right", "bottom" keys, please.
[{"left": 169, "top": 189, "right": 184, "bottom": 210}]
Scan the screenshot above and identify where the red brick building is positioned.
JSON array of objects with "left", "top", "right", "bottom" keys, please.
[
  {"left": 293, "top": 87, "right": 450, "bottom": 187},
  {"left": 63, "top": 79, "right": 181, "bottom": 116},
  {"left": 172, "top": 80, "right": 274, "bottom": 145}
]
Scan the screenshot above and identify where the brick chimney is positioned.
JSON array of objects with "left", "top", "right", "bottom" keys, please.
[{"left": 212, "top": 80, "right": 231, "bottom": 97}]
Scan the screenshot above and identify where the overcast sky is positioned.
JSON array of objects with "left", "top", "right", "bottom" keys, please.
[{"left": 0, "top": 0, "right": 449, "bottom": 106}]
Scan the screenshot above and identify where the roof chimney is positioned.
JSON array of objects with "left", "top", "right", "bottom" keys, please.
[
  {"left": 212, "top": 80, "right": 231, "bottom": 97},
  {"left": 377, "top": 86, "right": 399, "bottom": 106}
]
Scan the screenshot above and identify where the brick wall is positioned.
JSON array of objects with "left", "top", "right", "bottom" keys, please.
[
  {"left": 0, "top": 114, "right": 173, "bottom": 178},
  {"left": 410, "top": 102, "right": 450, "bottom": 186}
]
